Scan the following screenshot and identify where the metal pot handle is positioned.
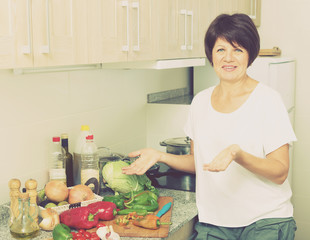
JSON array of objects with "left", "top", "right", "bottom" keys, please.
[{"left": 159, "top": 141, "right": 167, "bottom": 146}]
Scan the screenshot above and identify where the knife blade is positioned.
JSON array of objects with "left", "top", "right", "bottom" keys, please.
[{"left": 156, "top": 202, "right": 172, "bottom": 218}]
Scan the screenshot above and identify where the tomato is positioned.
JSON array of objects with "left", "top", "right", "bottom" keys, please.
[
  {"left": 71, "top": 232, "right": 78, "bottom": 239},
  {"left": 91, "top": 232, "right": 98, "bottom": 237},
  {"left": 96, "top": 223, "right": 106, "bottom": 229},
  {"left": 78, "top": 229, "right": 86, "bottom": 235},
  {"left": 90, "top": 236, "right": 100, "bottom": 240},
  {"left": 75, "top": 233, "right": 83, "bottom": 238},
  {"left": 84, "top": 232, "right": 91, "bottom": 238},
  {"left": 76, "top": 237, "right": 86, "bottom": 240}
]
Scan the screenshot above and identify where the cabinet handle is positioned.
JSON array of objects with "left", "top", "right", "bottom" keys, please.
[
  {"left": 132, "top": 2, "right": 140, "bottom": 51},
  {"left": 187, "top": 10, "right": 193, "bottom": 50},
  {"left": 40, "top": 0, "right": 50, "bottom": 54},
  {"left": 121, "top": 1, "right": 129, "bottom": 52},
  {"left": 21, "top": 0, "right": 32, "bottom": 54},
  {"left": 249, "top": 0, "right": 257, "bottom": 20},
  {"left": 180, "top": 9, "right": 187, "bottom": 51}
]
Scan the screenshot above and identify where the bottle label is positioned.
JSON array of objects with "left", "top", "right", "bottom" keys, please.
[
  {"left": 81, "top": 169, "right": 99, "bottom": 194},
  {"left": 49, "top": 169, "right": 66, "bottom": 184}
]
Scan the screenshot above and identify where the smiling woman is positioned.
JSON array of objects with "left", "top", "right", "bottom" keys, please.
[{"left": 122, "top": 13, "right": 297, "bottom": 240}]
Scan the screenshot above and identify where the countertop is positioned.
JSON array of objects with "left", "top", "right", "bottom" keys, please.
[
  {"left": 148, "top": 95, "right": 193, "bottom": 105},
  {"left": 0, "top": 188, "right": 197, "bottom": 240}
]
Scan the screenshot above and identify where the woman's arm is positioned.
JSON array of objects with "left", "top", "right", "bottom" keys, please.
[
  {"left": 122, "top": 140, "right": 195, "bottom": 175},
  {"left": 204, "top": 143, "right": 290, "bottom": 184}
]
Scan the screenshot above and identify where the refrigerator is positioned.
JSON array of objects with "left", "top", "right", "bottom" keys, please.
[{"left": 193, "top": 56, "right": 296, "bottom": 183}]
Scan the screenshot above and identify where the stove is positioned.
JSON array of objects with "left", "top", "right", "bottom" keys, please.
[{"left": 146, "top": 163, "right": 196, "bottom": 192}]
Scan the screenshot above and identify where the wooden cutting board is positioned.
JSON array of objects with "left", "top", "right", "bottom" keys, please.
[{"left": 88, "top": 196, "right": 173, "bottom": 238}]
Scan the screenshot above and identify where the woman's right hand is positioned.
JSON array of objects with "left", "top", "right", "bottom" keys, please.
[{"left": 122, "top": 148, "right": 163, "bottom": 175}]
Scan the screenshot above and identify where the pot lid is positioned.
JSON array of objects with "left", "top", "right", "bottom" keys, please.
[{"left": 160, "top": 137, "right": 191, "bottom": 147}]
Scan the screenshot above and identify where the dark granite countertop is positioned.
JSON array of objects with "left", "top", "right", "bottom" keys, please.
[
  {"left": 0, "top": 188, "right": 197, "bottom": 240},
  {"left": 148, "top": 95, "right": 193, "bottom": 105}
]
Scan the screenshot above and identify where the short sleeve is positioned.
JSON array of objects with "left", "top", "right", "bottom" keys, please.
[
  {"left": 263, "top": 91, "right": 297, "bottom": 155},
  {"left": 184, "top": 101, "right": 194, "bottom": 140}
]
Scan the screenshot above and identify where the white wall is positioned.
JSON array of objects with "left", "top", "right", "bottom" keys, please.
[
  {"left": 0, "top": 67, "right": 190, "bottom": 204},
  {"left": 259, "top": 0, "right": 310, "bottom": 239}
]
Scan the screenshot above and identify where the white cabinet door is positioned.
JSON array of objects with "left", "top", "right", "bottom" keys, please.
[
  {"left": 127, "top": 0, "right": 158, "bottom": 62},
  {"left": 0, "top": 0, "right": 33, "bottom": 68},
  {"left": 0, "top": 0, "right": 89, "bottom": 69},
  {"left": 158, "top": 0, "right": 201, "bottom": 60},
  {"left": 87, "top": 0, "right": 127, "bottom": 63},
  {"left": 31, "top": 0, "right": 88, "bottom": 67},
  {"left": 88, "top": 0, "right": 157, "bottom": 64},
  {"left": 237, "top": 0, "right": 261, "bottom": 27}
]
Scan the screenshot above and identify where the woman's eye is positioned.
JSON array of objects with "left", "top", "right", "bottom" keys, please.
[
  {"left": 217, "top": 48, "right": 224, "bottom": 52},
  {"left": 235, "top": 48, "right": 243, "bottom": 53}
]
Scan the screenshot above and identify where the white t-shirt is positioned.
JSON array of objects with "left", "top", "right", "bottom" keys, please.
[{"left": 184, "top": 83, "right": 297, "bottom": 227}]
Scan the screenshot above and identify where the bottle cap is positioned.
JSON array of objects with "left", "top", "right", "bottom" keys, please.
[
  {"left": 61, "top": 133, "right": 68, "bottom": 139},
  {"left": 86, "top": 135, "right": 94, "bottom": 140},
  {"left": 52, "top": 137, "right": 60, "bottom": 142},
  {"left": 81, "top": 125, "right": 90, "bottom": 131}
]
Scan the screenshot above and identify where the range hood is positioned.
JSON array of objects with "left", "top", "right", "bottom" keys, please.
[
  {"left": 13, "top": 58, "right": 206, "bottom": 74},
  {"left": 101, "top": 58, "right": 206, "bottom": 70}
]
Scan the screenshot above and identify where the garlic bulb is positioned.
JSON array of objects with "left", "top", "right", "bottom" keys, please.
[
  {"left": 96, "top": 226, "right": 120, "bottom": 240},
  {"left": 38, "top": 208, "right": 60, "bottom": 231}
]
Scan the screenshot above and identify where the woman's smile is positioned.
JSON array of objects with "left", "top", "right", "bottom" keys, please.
[{"left": 222, "top": 65, "right": 237, "bottom": 71}]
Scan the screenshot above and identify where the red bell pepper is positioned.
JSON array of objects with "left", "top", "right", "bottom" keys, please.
[
  {"left": 59, "top": 206, "right": 99, "bottom": 230},
  {"left": 87, "top": 201, "right": 117, "bottom": 221}
]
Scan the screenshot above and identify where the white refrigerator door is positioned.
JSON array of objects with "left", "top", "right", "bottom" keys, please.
[{"left": 247, "top": 57, "right": 296, "bottom": 111}]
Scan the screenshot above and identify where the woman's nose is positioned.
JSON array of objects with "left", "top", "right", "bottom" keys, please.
[{"left": 224, "top": 50, "right": 233, "bottom": 61}]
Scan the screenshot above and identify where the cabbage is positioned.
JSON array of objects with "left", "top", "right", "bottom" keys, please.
[{"left": 102, "top": 160, "right": 152, "bottom": 194}]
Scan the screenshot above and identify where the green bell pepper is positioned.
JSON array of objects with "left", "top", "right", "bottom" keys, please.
[
  {"left": 103, "top": 195, "right": 125, "bottom": 210},
  {"left": 117, "top": 208, "right": 149, "bottom": 216},
  {"left": 128, "top": 197, "right": 159, "bottom": 212},
  {"left": 124, "top": 191, "right": 159, "bottom": 212},
  {"left": 52, "top": 223, "right": 73, "bottom": 240}
]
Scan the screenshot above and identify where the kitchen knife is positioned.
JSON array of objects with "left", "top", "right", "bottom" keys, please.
[{"left": 156, "top": 202, "right": 172, "bottom": 218}]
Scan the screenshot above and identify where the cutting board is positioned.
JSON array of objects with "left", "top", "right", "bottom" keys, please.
[
  {"left": 259, "top": 47, "right": 281, "bottom": 56},
  {"left": 88, "top": 196, "right": 173, "bottom": 238}
]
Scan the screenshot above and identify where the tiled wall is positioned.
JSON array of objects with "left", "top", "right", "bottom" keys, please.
[{"left": 0, "top": 67, "right": 190, "bottom": 204}]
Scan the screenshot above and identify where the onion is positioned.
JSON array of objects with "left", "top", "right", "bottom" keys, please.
[
  {"left": 68, "top": 184, "right": 94, "bottom": 204},
  {"left": 45, "top": 181, "right": 69, "bottom": 202},
  {"left": 39, "top": 208, "right": 60, "bottom": 231}
]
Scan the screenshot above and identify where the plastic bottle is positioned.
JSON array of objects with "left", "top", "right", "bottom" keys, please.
[
  {"left": 61, "top": 133, "right": 74, "bottom": 187},
  {"left": 81, "top": 135, "right": 99, "bottom": 194},
  {"left": 73, "top": 125, "right": 91, "bottom": 185},
  {"left": 48, "top": 137, "right": 66, "bottom": 184}
]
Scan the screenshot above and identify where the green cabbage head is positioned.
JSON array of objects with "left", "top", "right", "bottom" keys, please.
[{"left": 102, "top": 160, "right": 152, "bottom": 193}]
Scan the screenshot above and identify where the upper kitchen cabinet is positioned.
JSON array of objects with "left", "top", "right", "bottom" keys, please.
[
  {"left": 31, "top": 0, "right": 88, "bottom": 67},
  {"left": 88, "top": 0, "right": 158, "bottom": 64},
  {"left": 0, "top": 0, "right": 88, "bottom": 69},
  {"left": 158, "top": 0, "right": 201, "bottom": 59},
  {"left": 198, "top": 0, "right": 218, "bottom": 58},
  {"left": 0, "top": 0, "right": 16, "bottom": 68},
  {"left": 237, "top": 0, "right": 261, "bottom": 27},
  {"left": 214, "top": 0, "right": 261, "bottom": 27}
]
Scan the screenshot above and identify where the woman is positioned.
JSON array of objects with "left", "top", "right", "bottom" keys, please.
[{"left": 123, "top": 13, "right": 297, "bottom": 240}]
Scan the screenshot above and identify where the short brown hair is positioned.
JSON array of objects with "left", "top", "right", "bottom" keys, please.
[{"left": 204, "top": 13, "right": 260, "bottom": 67}]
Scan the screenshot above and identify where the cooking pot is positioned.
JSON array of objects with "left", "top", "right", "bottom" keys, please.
[{"left": 160, "top": 137, "right": 191, "bottom": 155}]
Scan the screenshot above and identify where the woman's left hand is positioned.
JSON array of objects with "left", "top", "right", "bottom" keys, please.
[{"left": 203, "top": 144, "right": 241, "bottom": 172}]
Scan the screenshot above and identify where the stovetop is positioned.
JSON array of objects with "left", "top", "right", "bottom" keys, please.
[{"left": 146, "top": 163, "right": 196, "bottom": 192}]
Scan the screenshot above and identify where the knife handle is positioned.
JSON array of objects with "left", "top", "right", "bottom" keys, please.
[{"left": 157, "top": 202, "right": 172, "bottom": 218}]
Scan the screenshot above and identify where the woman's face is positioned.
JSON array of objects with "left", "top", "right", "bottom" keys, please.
[{"left": 212, "top": 38, "right": 249, "bottom": 83}]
